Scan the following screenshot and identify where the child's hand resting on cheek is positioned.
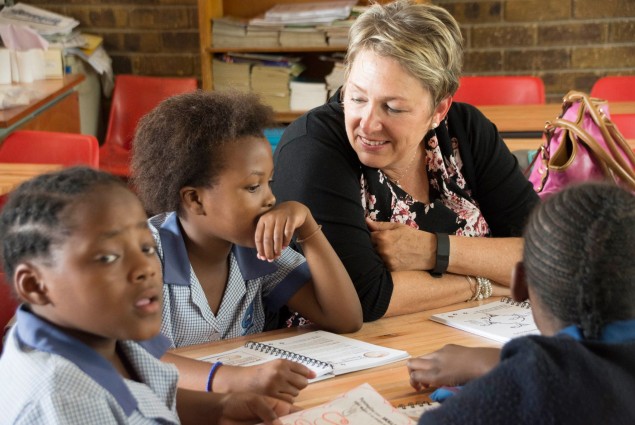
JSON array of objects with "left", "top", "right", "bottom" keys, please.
[{"left": 255, "top": 201, "right": 316, "bottom": 262}]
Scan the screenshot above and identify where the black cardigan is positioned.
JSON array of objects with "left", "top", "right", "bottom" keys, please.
[{"left": 273, "top": 91, "right": 539, "bottom": 321}]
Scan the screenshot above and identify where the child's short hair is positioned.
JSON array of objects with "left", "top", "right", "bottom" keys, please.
[
  {"left": 0, "top": 166, "right": 125, "bottom": 282},
  {"left": 523, "top": 183, "right": 635, "bottom": 339},
  {"left": 131, "top": 90, "right": 275, "bottom": 215}
]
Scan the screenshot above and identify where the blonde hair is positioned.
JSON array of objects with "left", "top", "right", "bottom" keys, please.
[{"left": 345, "top": 0, "right": 463, "bottom": 107}]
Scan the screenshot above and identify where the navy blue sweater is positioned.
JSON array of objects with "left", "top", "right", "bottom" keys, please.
[{"left": 419, "top": 335, "right": 635, "bottom": 425}]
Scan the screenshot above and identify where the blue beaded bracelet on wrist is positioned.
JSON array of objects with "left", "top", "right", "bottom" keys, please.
[{"left": 206, "top": 361, "right": 223, "bottom": 392}]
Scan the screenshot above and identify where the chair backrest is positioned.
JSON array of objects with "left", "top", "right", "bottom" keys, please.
[
  {"left": 104, "top": 75, "right": 198, "bottom": 152},
  {"left": 0, "top": 130, "right": 99, "bottom": 167},
  {"left": 590, "top": 76, "right": 635, "bottom": 102},
  {"left": 453, "top": 76, "right": 546, "bottom": 106},
  {"left": 611, "top": 114, "right": 635, "bottom": 139},
  {"left": 0, "top": 272, "right": 19, "bottom": 353}
]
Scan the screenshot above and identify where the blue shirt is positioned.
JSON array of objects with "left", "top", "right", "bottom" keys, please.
[
  {"left": 149, "top": 212, "right": 311, "bottom": 348},
  {"left": 0, "top": 306, "right": 179, "bottom": 424}
]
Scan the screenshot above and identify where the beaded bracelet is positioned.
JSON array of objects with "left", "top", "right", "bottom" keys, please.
[
  {"left": 466, "top": 276, "right": 493, "bottom": 301},
  {"left": 296, "top": 224, "right": 322, "bottom": 244},
  {"left": 466, "top": 275, "right": 481, "bottom": 302},
  {"left": 206, "top": 361, "right": 223, "bottom": 392},
  {"left": 477, "top": 277, "right": 493, "bottom": 300}
]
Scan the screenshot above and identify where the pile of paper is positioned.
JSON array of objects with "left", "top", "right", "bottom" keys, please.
[
  {"left": 0, "top": 3, "right": 79, "bottom": 35},
  {"left": 252, "top": 1, "right": 356, "bottom": 26},
  {"left": 290, "top": 80, "right": 327, "bottom": 111}
]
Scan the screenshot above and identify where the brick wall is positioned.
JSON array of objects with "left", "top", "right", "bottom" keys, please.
[
  {"left": 26, "top": 0, "right": 199, "bottom": 78},
  {"left": 26, "top": 0, "right": 635, "bottom": 101},
  {"left": 435, "top": 0, "right": 635, "bottom": 101}
]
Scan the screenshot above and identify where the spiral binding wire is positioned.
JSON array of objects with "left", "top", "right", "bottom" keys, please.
[
  {"left": 245, "top": 341, "right": 333, "bottom": 369},
  {"left": 501, "top": 296, "right": 531, "bottom": 309},
  {"left": 397, "top": 400, "right": 438, "bottom": 409},
  {"left": 396, "top": 400, "right": 441, "bottom": 419}
]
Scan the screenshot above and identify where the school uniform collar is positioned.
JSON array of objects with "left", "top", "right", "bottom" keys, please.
[
  {"left": 558, "top": 319, "right": 635, "bottom": 343},
  {"left": 15, "top": 306, "right": 170, "bottom": 417},
  {"left": 158, "top": 211, "right": 277, "bottom": 286}
]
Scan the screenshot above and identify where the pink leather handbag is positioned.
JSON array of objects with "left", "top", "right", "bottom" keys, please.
[{"left": 527, "top": 91, "right": 635, "bottom": 198}]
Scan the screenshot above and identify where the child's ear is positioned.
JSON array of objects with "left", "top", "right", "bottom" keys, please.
[
  {"left": 180, "top": 186, "right": 205, "bottom": 215},
  {"left": 510, "top": 261, "right": 529, "bottom": 303},
  {"left": 13, "top": 263, "right": 51, "bottom": 306}
]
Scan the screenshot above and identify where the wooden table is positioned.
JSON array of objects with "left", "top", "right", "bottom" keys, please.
[
  {"left": 0, "top": 163, "right": 63, "bottom": 196},
  {"left": 0, "top": 74, "right": 84, "bottom": 141},
  {"left": 172, "top": 300, "right": 502, "bottom": 408},
  {"left": 479, "top": 101, "right": 635, "bottom": 136}
]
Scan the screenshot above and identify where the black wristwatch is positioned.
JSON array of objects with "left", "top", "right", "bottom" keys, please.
[{"left": 430, "top": 233, "right": 449, "bottom": 278}]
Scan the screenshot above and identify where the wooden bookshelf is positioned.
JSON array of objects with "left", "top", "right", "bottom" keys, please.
[{"left": 197, "top": 0, "right": 405, "bottom": 122}]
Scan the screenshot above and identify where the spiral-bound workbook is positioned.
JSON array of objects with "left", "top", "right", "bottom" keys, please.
[
  {"left": 397, "top": 400, "right": 441, "bottom": 420},
  {"left": 257, "top": 383, "right": 416, "bottom": 425},
  {"left": 198, "top": 330, "right": 410, "bottom": 382},
  {"left": 429, "top": 297, "right": 540, "bottom": 343}
]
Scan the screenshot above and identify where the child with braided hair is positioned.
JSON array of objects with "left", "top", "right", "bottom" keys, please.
[
  {"left": 410, "top": 182, "right": 635, "bottom": 424},
  {"left": 0, "top": 167, "right": 295, "bottom": 424}
]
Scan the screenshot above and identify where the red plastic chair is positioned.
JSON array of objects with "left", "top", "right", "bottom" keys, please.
[
  {"left": 590, "top": 76, "right": 635, "bottom": 102},
  {"left": 1, "top": 272, "right": 19, "bottom": 354},
  {"left": 453, "top": 76, "right": 546, "bottom": 106},
  {"left": 611, "top": 114, "right": 635, "bottom": 139},
  {"left": 0, "top": 130, "right": 99, "bottom": 211},
  {"left": 99, "top": 75, "right": 198, "bottom": 177},
  {"left": 0, "top": 130, "right": 99, "bottom": 167}
]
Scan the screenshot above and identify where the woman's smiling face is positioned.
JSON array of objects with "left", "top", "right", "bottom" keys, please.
[{"left": 343, "top": 49, "right": 438, "bottom": 173}]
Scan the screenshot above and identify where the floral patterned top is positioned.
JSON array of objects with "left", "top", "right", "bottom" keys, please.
[{"left": 361, "top": 122, "right": 491, "bottom": 237}]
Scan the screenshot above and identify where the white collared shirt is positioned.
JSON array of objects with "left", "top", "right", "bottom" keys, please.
[
  {"left": 0, "top": 307, "right": 179, "bottom": 424},
  {"left": 149, "top": 212, "right": 311, "bottom": 348}
]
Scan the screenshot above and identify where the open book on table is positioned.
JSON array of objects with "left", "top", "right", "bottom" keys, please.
[
  {"left": 257, "top": 383, "right": 426, "bottom": 425},
  {"left": 198, "top": 330, "right": 410, "bottom": 382},
  {"left": 429, "top": 296, "right": 540, "bottom": 343}
]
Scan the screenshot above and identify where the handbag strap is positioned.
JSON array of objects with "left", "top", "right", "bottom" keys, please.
[
  {"left": 563, "top": 91, "right": 635, "bottom": 172},
  {"left": 548, "top": 117, "right": 635, "bottom": 190}
]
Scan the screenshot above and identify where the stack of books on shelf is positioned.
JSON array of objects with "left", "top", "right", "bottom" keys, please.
[
  {"left": 212, "top": 16, "right": 280, "bottom": 48},
  {"left": 247, "top": 0, "right": 356, "bottom": 48},
  {"left": 252, "top": 64, "right": 295, "bottom": 111},
  {"left": 212, "top": 55, "right": 252, "bottom": 92},
  {"left": 214, "top": 53, "right": 305, "bottom": 112},
  {"left": 279, "top": 26, "right": 327, "bottom": 47},
  {"left": 290, "top": 79, "right": 328, "bottom": 111},
  {"left": 317, "top": 18, "right": 355, "bottom": 47},
  {"left": 325, "top": 60, "right": 346, "bottom": 98}
]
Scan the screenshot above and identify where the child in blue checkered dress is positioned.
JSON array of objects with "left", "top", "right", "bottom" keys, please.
[
  {"left": 0, "top": 167, "right": 295, "bottom": 424},
  {"left": 131, "top": 90, "right": 362, "bottom": 402}
]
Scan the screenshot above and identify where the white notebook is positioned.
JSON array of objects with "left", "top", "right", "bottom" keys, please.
[
  {"left": 429, "top": 297, "right": 540, "bottom": 343},
  {"left": 198, "top": 330, "right": 410, "bottom": 382}
]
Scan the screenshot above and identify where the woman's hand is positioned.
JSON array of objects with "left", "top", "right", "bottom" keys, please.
[
  {"left": 366, "top": 218, "right": 436, "bottom": 271},
  {"left": 255, "top": 201, "right": 311, "bottom": 262},
  {"left": 407, "top": 344, "right": 501, "bottom": 390},
  {"left": 219, "top": 360, "right": 315, "bottom": 403}
]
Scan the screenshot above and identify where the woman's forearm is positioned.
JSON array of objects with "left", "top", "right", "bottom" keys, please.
[
  {"left": 384, "top": 271, "right": 510, "bottom": 317},
  {"left": 447, "top": 236, "right": 523, "bottom": 285},
  {"left": 384, "top": 271, "right": 472, "bottom": 316}
]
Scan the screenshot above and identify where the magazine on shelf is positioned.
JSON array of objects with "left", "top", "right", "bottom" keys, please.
[
  {"left": 198, "top": 330, "right": 410, "bottom": 383},
  {"left": 429, "top": 297, "right": 540, "bottom": 343}
]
